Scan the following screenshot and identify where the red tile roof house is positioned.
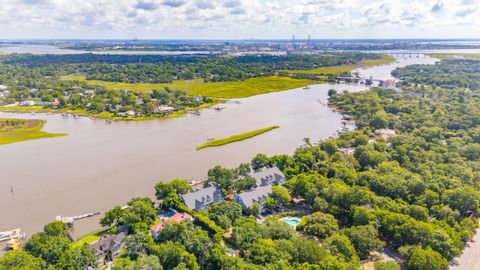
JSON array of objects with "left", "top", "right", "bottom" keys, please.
[{"left": 150, "top": 213, "right": 193, "bottom": 240}]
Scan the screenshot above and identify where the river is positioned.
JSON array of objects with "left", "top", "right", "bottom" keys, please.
[
  {"left": 0, "top": 55, "right": 435, "bottom": 242},
  {"left": 0, "top": 44, "right": 210, "bottom": 55}
]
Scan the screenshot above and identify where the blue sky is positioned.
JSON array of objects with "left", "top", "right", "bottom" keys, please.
[{"left": 0, "top": 0, "right": 479, "bottom": 39}]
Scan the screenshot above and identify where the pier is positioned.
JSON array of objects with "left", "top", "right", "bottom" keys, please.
[{"left": 56, "top": 212, "right": 101, "bottom": 226}]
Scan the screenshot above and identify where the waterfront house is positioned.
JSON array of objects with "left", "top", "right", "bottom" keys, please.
[
  {"left": 248, "top": 166, "right": 286, "bottom": 187},
  {"left": 19, "top": 100, "right": 35, "bottom": 106},
  {"left": 181, "top": 184, "right": 224, "bottom": 211},
  {"left": 150, "top": 212, "right": 193, "bottom": 240},
  {"left": 89, "top": 233, "right": 125, "bottom": 265},
  {"left": 126, "top": 109, "right": 136, "bottom": 117},
  {"left": 234, "top": 184, "right": 273, "bottom": 211}
]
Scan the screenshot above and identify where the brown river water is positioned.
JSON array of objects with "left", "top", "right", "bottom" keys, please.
[{"left": 0, "top": 55, "right": 437, "bottom": 241}]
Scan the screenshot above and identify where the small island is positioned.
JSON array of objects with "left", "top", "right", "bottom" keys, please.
[
  {"left": 0, "top": 118, "right": 67, "bottom": 145},
  {"left": 196, "top": 125, "right": 279, "bottom": 150}
]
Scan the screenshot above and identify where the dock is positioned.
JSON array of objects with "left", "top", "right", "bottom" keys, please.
[
  {"left": 56, "top": 212, "right": 101, "bottom": 226},
  {"left": 0, "top": 229, "right": 25, "bottom": 251}
]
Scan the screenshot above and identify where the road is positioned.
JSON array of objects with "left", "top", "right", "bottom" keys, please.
[{"left": 451, "top": 227, "right": 480, "bottom": 270}]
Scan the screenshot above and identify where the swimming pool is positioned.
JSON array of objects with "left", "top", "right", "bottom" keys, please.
[{"left": 281, "top": 217, "right": 300, "bottom": 227}]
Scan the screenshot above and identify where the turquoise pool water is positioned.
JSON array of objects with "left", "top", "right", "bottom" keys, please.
[{"left": 281, "top": 217, "right": 300, "bottom": 227}]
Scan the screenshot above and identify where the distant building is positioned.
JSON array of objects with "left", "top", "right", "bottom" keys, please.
[
  {"left": 19, "top": 100, "right": 35, "bottom": 106},
  {"left": 338, "top": 147, "right": 355, "bottom": 156},
  {"left": 155, "top": 106, "right": 176, "bottom": 114},
  {"left": 126, "top": 109, "right": 136, "bottom": 117},
  {"left": 89, "top": 233, "right": 125, "bottom": 265},
  {"left": 181, "top": 184, "right": 224, "bottom": 211},
  {"left": 193, "top": 96, "right": 203, "bottom": 103},
  {"left": 376, "top": 128, "right": 396, "bottom": 142},
  {"left": 150, "top": 212, "right": 193, "bottom": 240},
  {"left": 248, "top": 166, "right": 286, "bottom": 187}
]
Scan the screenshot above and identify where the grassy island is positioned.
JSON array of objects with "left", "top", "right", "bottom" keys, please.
[
  {"left": 0, "top": 118, "right": 67, "bottom": 145},
  {"left": 196, "top": 125, "right": 279, "bottom": 150}
]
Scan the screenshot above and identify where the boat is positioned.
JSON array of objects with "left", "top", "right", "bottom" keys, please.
[
  {"left": 105, "top": 120, "right": 112, "bottom": 125},
  {"left": 73, "top": 114, "right": 80, "bottom": 119},
  {"left": 207, "top": 138, "right": 215, "bottom": 141},
  {"left": 303, "top": 85, "right": 310, "bottom": 89}
]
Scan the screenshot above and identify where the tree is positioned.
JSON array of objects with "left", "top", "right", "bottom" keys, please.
[
  {"left": 272, "top": 185, "right": 291, "bottom": 206},
  {"left": 324, "top": 234, "right": 359, "bottom": 263},
  {"left": 100, "top": 205, "right": 124, "bottom": 227},
  {"left": 113, "top": 255, "right": 163, "bottom": 270},
  {"left": 341, "top": 225, "right": 383, "bottom": 260},
  {"left": 155, "top": 179, "right": 191, "bottom": 200},
  {"left": 251, "top": 153, "right": 270, "bottom": 171},
  {"left": 248, "top": 202, "right": 261, "bottom": 217},
  {"left": 207, "top": 201, "right": 243, "bottom": 228},
  {"left": 124, "top": 233, "right": 154, "bottom": 261},
  {"left": 208, "top": 166, "right": 235, "bottom": 191},
  {"left": 43, "top": 221, "right": 69, "bottom": 238},
  {"left": 263, "top": 197, "right": 278, "bottom": 212},
  {"left": 123, "top": 197, "right": 157, "bottom": 233},
  {"left": 328, "top": 89, "right": 338, "bottom": 98},
  {"left": 24, "top": 233, "right": 70, "bottom": 265},
  {"left": 234, "top": 177, "right": 256, "bottom": 192},
  {"left": 352, "top": 206, "right": 374, "bottom": 226},
  {"left": 443, "top": 187, "right": 479, "bottom": 216},
  {"left": 57, "top": 245, "right": 97, "bottom": 270},
  {"left": 407, "top": 247, "right": 448, "bottom": 270},
  {"left": 150, "top": 241, "right": 199, "bottom": 270},
  {"left": 297, "top": 212, "right": 339, "bottom": 239},
  {"left": 0, "top": 251, "right": 46, "bottom": 270}
]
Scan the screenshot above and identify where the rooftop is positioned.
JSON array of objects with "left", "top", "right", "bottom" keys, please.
[
  {"left": 248, "top": 166, "right": 285, "bottom": 187},
  {"left": 181, "top": 184, "right": 224, "bottom": 211}
]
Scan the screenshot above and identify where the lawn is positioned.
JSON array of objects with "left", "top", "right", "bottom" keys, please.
[
  {"left": 0, "top": 118, "right": 67, "bottom": 145},
  {"left": 282, "top": 55, "right": 396, "bottom": 76},
  {"left": 61, "top": 75, "right": 317, "bottom": 98},
  {"left": 196, "top": 125, "right": 279, "bottom": 150},
  {"left": 72, "top": 228, "right": 112, "bottom": 248}
]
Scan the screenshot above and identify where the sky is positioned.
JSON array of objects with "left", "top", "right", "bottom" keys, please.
[{"left": 0, "top": 0, "right": 479, "bottom": 39}]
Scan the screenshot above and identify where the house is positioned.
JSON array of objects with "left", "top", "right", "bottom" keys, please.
[
  {"left": 0, "top": 85, "right": 7, "bottom": 90},
  {"left": 126, "top": 109, "right": 136, "bottom": 117},
  {"left": 193, "top": 96, "right": 203, "bottom": 103},
  {"left": 135, "top": 98, "right": 144, "bottom": 105},
  {"left": 234, "top": 184, "right": 272, "bottom": 211},
  {"left": 155, "top": 106, "right": 176, "bottom": 114},
  {"left": 338, "top": 147, "right": 355, "bottom": 156},
  {"left": 181, "top": 184, "right": 224, "bottom": 211},
  {"left": 150, "top": 212, "right": 193, "bottom": 240},
  {"left": 376, "top": 128, "right": 396, "bottom": 142},
  {"left": 19, "top": 100, "right": 35, "bottom": 106},
  {"left": 248, "top": 166, "right": 286, "bottom": 187},
  {"left": 89, "top": 233, "right": 125, "bottom": 265}
]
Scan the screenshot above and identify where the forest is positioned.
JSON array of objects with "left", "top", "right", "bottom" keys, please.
[
  {"left": 2, "top": 59, "right": 479, "bottom": 269},
  {"left": 0, "top": 53, "right": 381, "bottom": 83}
]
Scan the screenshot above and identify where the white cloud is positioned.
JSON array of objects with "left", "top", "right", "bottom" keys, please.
[{"left": 0, "top": 0, "right": 478, "bottom": 39}]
